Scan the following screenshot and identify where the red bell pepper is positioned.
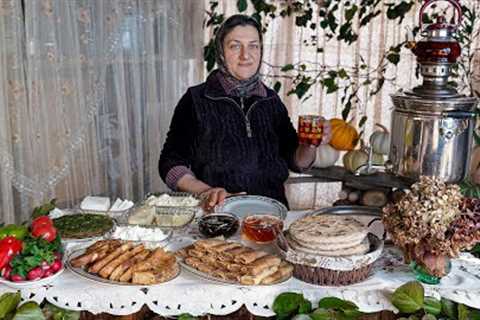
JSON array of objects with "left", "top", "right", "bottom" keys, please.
[
  {"left": 31, "top": 224, "right": 57, "bottom": 242},
  {"left": 0, "top": 236, "right": 23, "bottom": 269}
]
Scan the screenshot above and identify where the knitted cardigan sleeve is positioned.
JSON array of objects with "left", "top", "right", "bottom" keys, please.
[{"left": 158, "top": 90, "right": 196, "bottom": 186}]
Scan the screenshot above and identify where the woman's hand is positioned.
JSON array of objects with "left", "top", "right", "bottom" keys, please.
[{"left": 199, "top": 188, "right": 246, "bottom": 212}]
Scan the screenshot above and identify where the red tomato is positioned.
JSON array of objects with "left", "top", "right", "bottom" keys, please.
[
  {"left": 31, "top": 224, "right": 57, "bottom": 242},
  {"left": 32, "top": 216, "right": 53, "bottom": 229}
]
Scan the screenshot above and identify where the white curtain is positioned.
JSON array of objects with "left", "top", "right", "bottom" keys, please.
[
  {"left": 0, "top": 0, "right": 204, "bottom": 223},
  {"left": 209, "top": 1, "right": 480, "bottom": 209}
]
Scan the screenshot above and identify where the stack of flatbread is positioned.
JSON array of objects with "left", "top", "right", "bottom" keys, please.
[
  {"left": 176, "top": 239, "right": 293, "bottom": 285},
  {"left": 287, "top": 215, "right": 370, "bottom": 256},
  {"left": 69, "top": 239, "right": 179, "bottom": 285}
]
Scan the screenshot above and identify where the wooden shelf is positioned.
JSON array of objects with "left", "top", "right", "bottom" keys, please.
[{"left": 287, "top": 166, "right": 413, "bottom": 190}]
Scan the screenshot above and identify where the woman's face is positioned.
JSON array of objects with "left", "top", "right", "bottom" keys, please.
[{"left": 223, "top": 25, "right": 261, "bottom": 80}]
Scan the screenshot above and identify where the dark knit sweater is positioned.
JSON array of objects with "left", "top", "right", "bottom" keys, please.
[{"left": 158, "top": 72, "right": 299, "bottom": 207}]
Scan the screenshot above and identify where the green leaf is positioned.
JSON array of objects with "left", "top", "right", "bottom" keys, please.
[
  {"left": 387, "top": 52, "right": 400, "bottom": 65},
  {"left": 458, "top": 304, "right": 469, "bottom": 320},
  {"left": 441, "top": 298, "right": 458, "bottom": 320},
  {"left": 203, "top": 41, "right": 216, "bottom": 72},
  {"left": 423, "top": 297, "right": 441, "bottom": 316},
  {"left": 43, "top": 303, "right": 80, "bottom": 320},
  {"left": 318, "top": 297, "right": 358, "bottom": 311},
  {"left": 342, "top": 309, "right": 364, "bottom": 319},
  {"left": 294, "top": 81, "right": 313, "bottom": 99},
  {"left": 322, "top": 78, "right": 338, "bottom": 94},
  {"left": 281, "top": 64, "right": 294, "bottom": 72},
  {"left": 298, "top": 300, "right": 312, "bottom": 314},
  {"left": 386, "top": 1, "right": 415, "bottom": 23},
  {"left": 469, "top": 309, "right": 480, "bottom": 320},
  {"left": 345, "top": 5, "right": 358, "bottom": 21},
  {"left": 236, "top": 0, "right": 247, "bottom": 12},
  {"left": 177, "top": 314, "right": 198, "bottom": 320},
  {"left": 358, "top": 116, "right": 367, "bottom": 128},
  {"left": 12, "top": 302, "right": 45, "bottom": 320},
  {"left": 391, "top": 281, "right": 424, "bottom": 314},
  {"left": 338, "top": 68, "right": 348, "bottom": 79},
  {"left": 273, "top": 292, "right": 311, "bottom": 319},
  {"left": 310, "top": 308, "right": 334, "bottom": 320},
  {"left": 0, "top": 293, "right": 21, "bottom": 319},
  {"left": 273, "top": 81, "right": 282, "bottom": 93},
  {"left": 342, "top": 101, "right": 352, "bottom": 121}
]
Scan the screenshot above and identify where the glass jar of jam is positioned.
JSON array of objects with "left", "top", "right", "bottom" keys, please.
[
  {"left": 198, "top": 213, "right": 239, "bottom": 238},
  {"left": 241, "top": 214, "right": 284, "bottom": 243}
]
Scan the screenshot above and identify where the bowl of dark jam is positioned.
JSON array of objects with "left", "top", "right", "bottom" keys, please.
[{"left": 198, "top": 212, "right": 239, "bottom": 238}]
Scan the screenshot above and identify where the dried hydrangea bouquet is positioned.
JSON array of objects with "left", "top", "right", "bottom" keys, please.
[{"left": 382, "top": 176, "right": 480, "bottom": 284}]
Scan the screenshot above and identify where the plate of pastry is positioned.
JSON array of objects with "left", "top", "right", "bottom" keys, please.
[
  {"left": 66, "top": 239, "right": 179, "bottom": 286},
  {"left": 176, "top": 239, "right": 293, "bottom": 286}
]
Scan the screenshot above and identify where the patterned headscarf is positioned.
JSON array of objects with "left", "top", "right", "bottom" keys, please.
[{"left": 214, "top": 15, "right": 265, "bottom": 97}]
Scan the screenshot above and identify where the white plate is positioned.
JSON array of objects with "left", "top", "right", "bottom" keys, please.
[
  {"left": 215, "top": 195, "right": 287, "bottom": 220},
  {"left": 66, "top": 246, "right": 179, "bottom": 286},
  {"left": 0, "top": 267, "right": 64, "bottom": 289}
]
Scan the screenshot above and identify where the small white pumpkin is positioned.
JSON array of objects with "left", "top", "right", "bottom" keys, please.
[
  {"left": 343, "top": 149, "right": 384, "bottom": 172},
  {"left": 314, "top": 144, "right": 340, "bottom": 168},
  {"left": 370, "top": 123, "right": 391, "bottom": 155}
]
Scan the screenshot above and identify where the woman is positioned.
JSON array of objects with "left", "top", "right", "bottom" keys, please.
[{"left": 159, "top": 14, "right": 329, "bottom": 210}]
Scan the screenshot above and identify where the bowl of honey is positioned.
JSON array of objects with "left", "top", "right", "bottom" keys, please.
[
  {"left": 198, "top": 212, "right": 239, "bottom": 238},
  {"left": 241, "top": 214, "right": 284, "bottom": 243}
]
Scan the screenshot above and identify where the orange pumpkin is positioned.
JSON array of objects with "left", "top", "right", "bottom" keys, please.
[{"left": 329, "top": 118, "right": 359, "bottom": 151}]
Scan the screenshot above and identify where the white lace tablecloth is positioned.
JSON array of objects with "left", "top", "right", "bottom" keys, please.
[{"left": 1, "top": 211, "right": 480, "bottom": 317}]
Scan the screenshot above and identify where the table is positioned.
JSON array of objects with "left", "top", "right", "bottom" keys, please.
[{"left": 1, "top": 211, "right": 479, "bottom": 317}]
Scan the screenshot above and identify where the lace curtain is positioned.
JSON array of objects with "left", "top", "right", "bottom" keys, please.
[
  {"left": 210, "top": 1, "right": 480, "bottom": 209},
  {"left": 0, "top": 0, "right": 204, "bottom": 223}
]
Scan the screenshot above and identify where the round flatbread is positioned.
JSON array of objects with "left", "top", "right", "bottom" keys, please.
[
  {"left": 288, "top": 215, "right": 367, "bottom": 247},
  {"left": 286, "top": 233, "right": 370, "bottom": 256}
]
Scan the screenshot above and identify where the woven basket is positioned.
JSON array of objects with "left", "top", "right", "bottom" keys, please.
[{"left": 276, "top": 233, "right": 383, "bottom": 286}]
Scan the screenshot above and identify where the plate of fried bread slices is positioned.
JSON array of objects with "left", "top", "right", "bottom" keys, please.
[
  {"left": 176, "top": 239, "right": 293, "bottom": 286},
  {"left": 67, "top": 239, "right": 179, "bottom": 286}
]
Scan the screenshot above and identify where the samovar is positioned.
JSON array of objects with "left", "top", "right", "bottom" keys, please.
[{"left": 389, "top": 0, "right": 478, "bottom": 183}]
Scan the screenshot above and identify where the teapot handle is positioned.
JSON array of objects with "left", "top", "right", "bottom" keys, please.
[{"left": 419, "top": 0, "right": 462, "bottom": 30}]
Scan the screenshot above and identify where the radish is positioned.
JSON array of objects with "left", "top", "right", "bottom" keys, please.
[
  {"left": 43, "top": 269, "right": 53, "bottom": 278},
  {"left": 10, "top": 274, "right": 24, "bottom": 282},
  {"left": 50, "top": 259, "right": 63, "bottom": 273},
  {"left": 41, "top": 261, "right": 50, "bottom": 271},
  {"left": 27, "top": 266, "right": 44, "bottom": 280},
  {"left": 54, "top": 252, "right": 62, "bottom": 260},
  {"left": 1, "top": 266, "right": 11, "bottom": 279}
]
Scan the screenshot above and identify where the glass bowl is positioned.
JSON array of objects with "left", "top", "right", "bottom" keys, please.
[
  {"left": 198, "top": 212, "right": 240, "bottom": 238},
  {"left": 241, "top": 214, "right": 284, "bottom": 244}
]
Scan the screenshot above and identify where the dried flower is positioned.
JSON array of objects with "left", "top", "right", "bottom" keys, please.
[{"left": 382, "top": 176, "right": 480, "bottom": 276}]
